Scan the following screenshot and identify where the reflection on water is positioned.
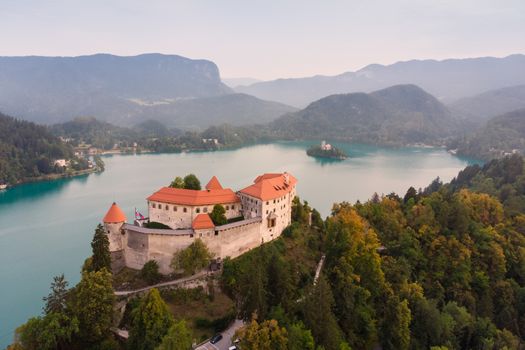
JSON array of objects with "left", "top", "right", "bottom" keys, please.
[{"left": 0, "top": 141, "right": 477, "bottom": 347}]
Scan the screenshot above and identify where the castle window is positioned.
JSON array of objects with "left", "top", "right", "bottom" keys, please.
[
  {"left": 196, "top": 208, "right": 201, "bottom": 213},
  {"left": 152, "top": 203, "right": 156, "bottom": 209},
  {"left": 203, "top": 207, "right": 208, "bottom": 213},
  {"left": 165, "top": 205, "right": 169, "bottom": 210},
  {"left": 173, "top": 206, "right": 177, "bottom": 211},
  {"left": 183, "top": 207, "right": 187, "bottom": 213},
  {"left": 273, "top": 199, "right": 276, "bottom": 204},
  {"left": 266, "top": 201, "right": 269, "bottom": 205},
  {"left": 231, "top": 205, "right": 235, "bottom": 210},
  {"left": 226, "top": 205, "right": 229, "bottom": 210},
  {"left": 215, "top": 231, "right": 219, "bottom": 236},
  {"left": 266, "top": 210, "right": 268, "bottom": 214}
]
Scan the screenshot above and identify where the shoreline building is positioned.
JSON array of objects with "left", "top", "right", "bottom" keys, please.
[{"left": 103, "top": 172, "right": 297, "bottom": 273}]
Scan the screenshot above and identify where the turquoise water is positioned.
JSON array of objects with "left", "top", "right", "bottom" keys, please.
[{"left": 0, "top": 141, "right": 476, "bottom": 347}]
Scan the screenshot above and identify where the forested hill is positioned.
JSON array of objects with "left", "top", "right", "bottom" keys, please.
[
  {"left": 270, "top": 84, "right": 461, "bottom": 146},
  {"left": 450, "top": 108, "right": 525, "bottom": 160},
  {"left": 49, "top": 117, "right": 178, "bottom": 150},
  {"left": 220, "top": 154, "right": 525, "bottom": 349},
  {"left": 449, "top": 85, "right": 525, "bottom": 124},
  {"left": 449, "top": 154, "right": 525, "bottom": 215},
  {"left": 0, "top": 113, "right": 81, "bottom": 184}
]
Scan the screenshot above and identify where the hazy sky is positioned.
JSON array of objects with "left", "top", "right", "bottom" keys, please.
[{"left": 1, "top": 0, "right": 524, "bottom": 80}]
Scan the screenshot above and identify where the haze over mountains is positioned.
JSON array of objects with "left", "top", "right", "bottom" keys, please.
[
  {"left": 1, "top": 52, "right": 525, "bottom": 156},
  {"left": 236, "top": 54, "right": 525, "bottom": 107},
  {"left": 0, "top": 54, "right": 293, "bottom": 128}
]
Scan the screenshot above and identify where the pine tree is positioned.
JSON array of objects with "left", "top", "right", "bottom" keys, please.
[
  {"left": 380, "top": 296, "right": 411, "bottom": 350},
  {"left": 91, "top": 223, "right": 111, "bottom": 272},
  {"left": 302, "top": 275, "right": 342, "bottom": 350},
  {"left": 43, "top": 274, "right": 69, "bottom": 314}
]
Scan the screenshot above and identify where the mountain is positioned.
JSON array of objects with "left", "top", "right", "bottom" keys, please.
[
  {"left": 0, "top": 112, "right": 81, "bottom": 184},
  {"left": 271, "top": 84, "right": 460, "bottom": 145},
  {"left": 0, "top": 53, "right": 232, "bottom": 124},
  {"left": 134, "top": 93, "right": 297, "bottom": 130},
  {"left": 452, "top": 108, "right": 525, "bottom": 160},
  {"left": 449, "top": 85, "right": 525, "bottom": 123},
  {"left": 236, "top": 54, "right": 525, "bottom": 107}
]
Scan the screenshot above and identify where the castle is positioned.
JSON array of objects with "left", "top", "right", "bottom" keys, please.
[{"left": 103, "top": 172, "right": 297, "bottom": 274}]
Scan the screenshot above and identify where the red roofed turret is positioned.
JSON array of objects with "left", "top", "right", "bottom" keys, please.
[
  {"left": 192, "top": 213, "right": 215, "bottom": 230},
  {"left": 103, "top": 202, "right": 127, "bottom": 223},
  {"left": 205, "top": 176, "right": 223, "bottom": 190}
]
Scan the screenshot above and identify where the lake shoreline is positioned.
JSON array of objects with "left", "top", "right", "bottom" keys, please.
[{"left": 4, "top": 167, "right": 103, "bottom": 190}]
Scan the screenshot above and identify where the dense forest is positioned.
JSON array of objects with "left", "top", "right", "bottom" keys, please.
[
  {"left": 450, "top": 109, "right": 525, "bottom": 161},
  {"left": 221, "top": 157, "right": 525, "bottom": 350},
  {"left": 9, "top": 155, "right": 525, "bottom": 350},
  {"left": 0, "top": 112, "right": 87, "bottom": 185}
]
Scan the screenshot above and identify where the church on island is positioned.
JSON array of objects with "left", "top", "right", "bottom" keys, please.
[{"left": 103, "top": 172, "right": 297, "bottom": 274}]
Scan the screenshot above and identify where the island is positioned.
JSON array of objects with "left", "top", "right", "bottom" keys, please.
[{"left": 306, "top": 141, "right": 348, "bottom": 160}]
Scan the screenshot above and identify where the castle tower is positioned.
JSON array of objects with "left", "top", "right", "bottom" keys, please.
[{"left": 103, "top": 202, "right": 127, "bottom": 254}]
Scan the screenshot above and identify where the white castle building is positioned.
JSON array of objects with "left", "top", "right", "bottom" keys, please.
[{"left": 103, "top": 172, "right": 297, "bottom": 274}]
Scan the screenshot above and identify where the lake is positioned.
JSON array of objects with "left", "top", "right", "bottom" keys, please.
[{"left": 0, "top": 141, "right": 477, "bottom": 347}]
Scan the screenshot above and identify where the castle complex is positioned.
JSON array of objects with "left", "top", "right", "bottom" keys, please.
[{"left": 103, "top": 172, "right": 297, "bottom": 273}]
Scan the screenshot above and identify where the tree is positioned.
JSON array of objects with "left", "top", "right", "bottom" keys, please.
[
  {"left": 235, "top": 318, "right": 288, "bottom": 350},
  {"left": 183, "top": 174, "right": 201, "bottom": 190},
  {"left": 156, "top": 320, "right": 193, "bottom": 350},
  {"left": 14, "top": 312, "right": 79, "bottom": 350},
  {"left": 287, "top": 322, "right": 315, "bottom": 350},
  {"left": 70, "top": 268, "right": 115, "bottom": 343},
  {"left": 171, "top": 239, "right": 212, "bottom": 275},
  {"left": 380, "top": 296, "right": 411, "bottom": 350},
  {"left": 404, "top": 186, "right": 418, "bottom": 204},
  {"left": 210, "top": 204, "right": 227, "bottom": 225},
  {"left": 169, "top": 176, "right": 184, "bottom": 188},
  {"left": 302, "top": 276, "right": 342, "bottom": 350},
  {"left": 91, "top": 223, "right": 111, "bottom": 272},
  {"left": 141, "top": 260, "right": 162, "bottom": 285},
  {"left": 43, "top": 274, "right": 69, "bottom": 314},
  {"left": 129, "top": 288, "right": 174, "bottom": 350}
]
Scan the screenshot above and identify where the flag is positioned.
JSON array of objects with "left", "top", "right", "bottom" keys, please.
[{"left": 135, "top": 208, "right": 145, "bottom": 220}]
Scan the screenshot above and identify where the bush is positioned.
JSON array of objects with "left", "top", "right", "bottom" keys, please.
[
  {"left": 141, "top": 260, "right": 162, "bottom": 285},
  {"left": 145, "top": 221, "right": 171, "bottom": 230},
  {"left": 210, "top": 204, "right": 227, "bottom": 225}
]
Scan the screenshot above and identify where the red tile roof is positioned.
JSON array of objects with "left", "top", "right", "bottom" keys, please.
[
  {"left": 239, "top": 172, "right": 297, "bottom": 201},
  {"left": 192, "top": 213, "right": 215, "bottom": 229},
  {"left": 103, "top": 202, "right": 127, "bottom": 223},
  {"left": 147, "top": 187, "right": 240, "bottom": 206},
  {"left": 205, "top": 176, "right": 223, "bottom": 190}
]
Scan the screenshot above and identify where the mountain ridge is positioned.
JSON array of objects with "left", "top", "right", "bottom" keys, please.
[{"left": 236, "top": 54, "right": 525, "bottom": 107}]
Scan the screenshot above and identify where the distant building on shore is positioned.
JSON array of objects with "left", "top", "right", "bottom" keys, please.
[{"left": 103, "top": 172, "right": 297, "bottom": 273}]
